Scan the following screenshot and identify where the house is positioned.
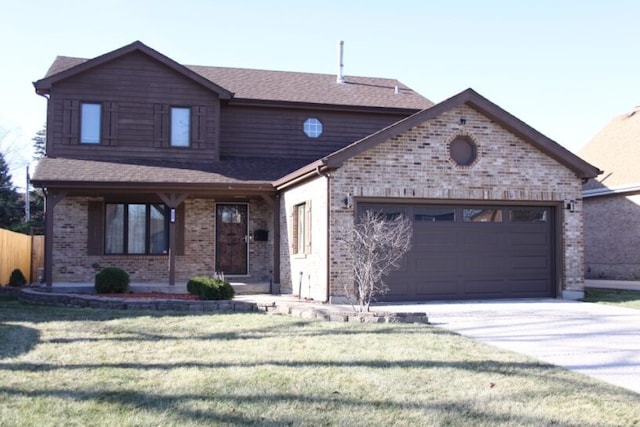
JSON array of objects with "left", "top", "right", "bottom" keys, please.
[
  {"left": 579, "top": 106, "right": 640, "bottom": 280},
  {"left": 32, "top": 41, "right": 600, "bottom": 302}
]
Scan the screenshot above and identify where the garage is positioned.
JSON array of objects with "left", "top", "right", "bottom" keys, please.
[{"left": 358, "top": 203, "right": 555, "bottom": 301}]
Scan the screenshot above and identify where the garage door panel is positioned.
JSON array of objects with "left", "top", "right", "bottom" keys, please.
[
  {"left": 413, "top": 229, "right": 458, "bottom": 250},
  {"left": 412, "top": 255, "right": 457, "bottom": 273},
  {"left": 414, "top": 279, "right": 459, "bottom": 298},
  {"left": 509, "top": 278, "right": 552, "bottom": 294},
  {"left": 461, "top": 229, "right": 504, "bottom": 247},
  {"left": 509, "top": 231, "right": 548, "bottom": 247},
  {"left": 511, "top": 255, "right": 550, "bottom": 270},
  {"left": 462, "top": 279, "right": 511, "bottom": 296},
  {"left": 358, "top": 203, "right": 554, "bottom": 301},
  {"left": 460, "top": 255, "right": 504, "bottom": 273}
]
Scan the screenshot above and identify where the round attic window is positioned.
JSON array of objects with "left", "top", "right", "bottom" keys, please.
[
  {"left": 303, "top": 118, "right": 323, "bottom": 138},
  {"left": 450, "top": 136, "right": 476, "bottom": 166}
]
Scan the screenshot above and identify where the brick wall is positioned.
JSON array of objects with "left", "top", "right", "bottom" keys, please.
[
  {"left": 51, "top": 197, "right": 273, "bottom": 284},
  {"left": 327, "top": 104, "right": 584, "bottom": 300},
  {"left": 584, "top": 193, "right": 640, "bottom": 279}
]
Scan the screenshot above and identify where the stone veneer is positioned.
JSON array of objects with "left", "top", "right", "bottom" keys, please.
[
  {"left": 51, "top": 197, "right": 273, "bottom": 284},
  {"left": 324, "top": 104, "right": 585, "bottom": 301},
  {"left": 16, "top": 289, "right": 429, "bottom": 324}
]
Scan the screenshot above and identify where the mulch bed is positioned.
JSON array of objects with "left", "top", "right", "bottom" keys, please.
[{"left": 96, "top": 293, "right": 199, "bottom": 300}]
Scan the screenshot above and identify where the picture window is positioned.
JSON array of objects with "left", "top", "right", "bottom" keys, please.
[{"left": 105, "top": 203, "right": 169, "bottom": 255}]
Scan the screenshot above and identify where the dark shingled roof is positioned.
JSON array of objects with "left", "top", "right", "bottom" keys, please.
[
  {"left": 31, "top": 156, "right": 310, "bottom": 189},
  {"left": 41, "top": 41, "right": 432, "bottom": 110}
]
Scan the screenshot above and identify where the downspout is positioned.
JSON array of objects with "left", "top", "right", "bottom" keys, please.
[{"left": 315, "top": 166, "right": 331, "bottom": 303}]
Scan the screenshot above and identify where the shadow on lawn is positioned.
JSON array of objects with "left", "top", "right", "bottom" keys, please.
[
  {"left": 0, "top": 373, "right": 632, "bottom": 426},
  {"left": 0, "top": 323, "right": 40, "bottom": 359}
]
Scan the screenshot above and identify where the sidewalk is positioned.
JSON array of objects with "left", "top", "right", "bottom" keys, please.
[{"left": 585, "top": 279, "right": 640, "bottom": 291}]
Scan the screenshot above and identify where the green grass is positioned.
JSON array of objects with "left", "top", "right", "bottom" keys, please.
[
  {"left": 584, "top": 288, "right": 640, "bottom": 309},
  {"left": 1, "top": 298, "right": 639, "bottom": 426}
]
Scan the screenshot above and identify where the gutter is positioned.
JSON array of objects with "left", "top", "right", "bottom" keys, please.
[
  {"left": 583, "top": 184, "right": 640, "bottom": 199},
  {"left": 273, "top": 159, "right": 328, "bottom": 191}
]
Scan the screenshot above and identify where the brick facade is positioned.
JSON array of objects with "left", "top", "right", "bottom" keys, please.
[
  {"left": 584, "top": 193, "right": 640, "bottom": 279},
  {"left": 324, "top": 104, "right": 584, "bottom": 301},
  {"left": 51, "top": 197, "right": 273, "bottom": 284}
]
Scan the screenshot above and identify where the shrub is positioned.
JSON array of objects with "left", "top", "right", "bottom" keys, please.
[
  {"left": 8, "top": 269, "right": 27, "bottom": 287},
  {"left": 95, "top": 267, "right": 130, "bottom": 294},
  {"left": 187, "top": 277, "right": 235, "bottom": 300}
]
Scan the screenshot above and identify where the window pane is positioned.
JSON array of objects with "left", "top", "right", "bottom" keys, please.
[
  {"left": 127, "top": 204, "right": 146, "bottom": 254},
  {"left": 510, "top": 208, "right": 548, "bottom": 223},
  {"left": 303, "top": 118, "right": 323, "bottom": 138},
  {"left": 105, "top": 204, "right": 124, "bottom": 254},
  {"left": 149, "top": 204, "right": 169, "bottom": 254},
  {"left": 414, "top": 207, "right": 455, "bottom": 222},
  {"left": 463, "top": 208, "right": 503, "bottom": 223},
  {"left": 171, "top": 107, "right": 190, "bottom": 147},
  {"left": 81, "top": 103, "right": 101, "bottom": 144}
]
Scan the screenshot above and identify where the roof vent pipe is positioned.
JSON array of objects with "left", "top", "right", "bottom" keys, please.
[{"left": 337, "top": 40, "right": 345, "bottom": 84}]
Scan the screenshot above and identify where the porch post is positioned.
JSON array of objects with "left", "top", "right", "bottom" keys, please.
[
  {"left": 44, "top": 191, "right": 65, "bottom": 289},
  {"left": 261, "top": 195, "right": 280, "bottom": 291},
  {"left": 157, "top": 193, "right": 188, "bottom": 286}
]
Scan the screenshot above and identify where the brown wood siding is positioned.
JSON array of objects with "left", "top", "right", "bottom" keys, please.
[
  {"left": 220, "top": 105, "right": 409, "bottom": 160},
  {"left": 47, "top": 51, "right": 220, "bottom": 163}
]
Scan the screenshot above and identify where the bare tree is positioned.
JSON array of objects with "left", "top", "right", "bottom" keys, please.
[{"left": 340, "top": 210, "right": 412, "bottom": 312}]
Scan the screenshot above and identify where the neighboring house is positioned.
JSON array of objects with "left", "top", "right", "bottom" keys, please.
[
  {"left": 32, "top": 41, "right": 599, "bottom": 302},
  {"left": 579, "top": 106, "right": 640, "bottom": 279}
]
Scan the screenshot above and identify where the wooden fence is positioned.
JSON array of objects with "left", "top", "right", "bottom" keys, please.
[{"left": 0, "top": 228, "right": 45, "bottom": 285}]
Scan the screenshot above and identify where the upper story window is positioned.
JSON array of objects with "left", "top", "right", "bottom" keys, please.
[
  {"left": 171, "top": 107, "right": 191, "bottom": 147},
  {"left": 80, "top": 103, "right": 101, "bottom": 144},
  {"left": 303, "top": 118, "right": 323, "bottom": 138}
]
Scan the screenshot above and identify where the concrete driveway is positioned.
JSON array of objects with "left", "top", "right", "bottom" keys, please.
[{"left": 373, "top": 299, "right": 640, "bottom": 394}]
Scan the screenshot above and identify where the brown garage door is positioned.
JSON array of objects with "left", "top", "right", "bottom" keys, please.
[{"left": 357, "top": 203, "right": 555, "bottom": 301}]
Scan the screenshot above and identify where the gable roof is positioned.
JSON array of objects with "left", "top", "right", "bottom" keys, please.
[
  {"left": 34, "top": 41, "right": 432, "bottom": 111},
  {"left": 579, "top": 106, "right": 640, "bottom": 191},
  {"left": 275, "top": 88, "right": 601, "bottom": 188},
  {"left": 33, "top": 41, "right": 233, "bottom": 99}
]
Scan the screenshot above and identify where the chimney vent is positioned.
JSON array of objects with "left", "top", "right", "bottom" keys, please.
[{"left": 337, "top": 40, "right": 345, "bottom": 84}]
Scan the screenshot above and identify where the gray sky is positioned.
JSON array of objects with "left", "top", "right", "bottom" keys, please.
[{"left": 1, "top": 0, "right": 638, "bottom": 188}]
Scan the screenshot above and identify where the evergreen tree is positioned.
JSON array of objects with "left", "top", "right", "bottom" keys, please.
[
  {"left": 32, "top": 125, "right": 46, "bottom": 159},
  {"left": 0, "top": 151, "right": 24, "bottom": 230}
]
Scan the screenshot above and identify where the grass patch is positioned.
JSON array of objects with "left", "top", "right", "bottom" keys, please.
[
  {"left": 584, "top": 288, "right": 640, "bottom": 309},
  {"left": 0, "top": 298, "right": 639, "bottom": 426}
]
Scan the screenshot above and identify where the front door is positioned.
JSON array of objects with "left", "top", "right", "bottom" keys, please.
[{"left": 215, "top": 204, "right": 248, "bottom": 275}]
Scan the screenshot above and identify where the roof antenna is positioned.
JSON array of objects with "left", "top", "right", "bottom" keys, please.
[{"left": 337, "top": 40, "right": 345, "bottom": 84}]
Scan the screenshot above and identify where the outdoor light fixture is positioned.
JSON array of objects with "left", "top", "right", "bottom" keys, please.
[
  {"left": 459, "top": 118, "right": 467, "bottom": 125},
  {"left": 565, "top": 200, "right": 576, "bottom": 212},
  {"left": 170, "top": 208, "right": 176, "bottom": 223},
  {"left": 343, "top": 193, "right": 353, "bottom": 208}
]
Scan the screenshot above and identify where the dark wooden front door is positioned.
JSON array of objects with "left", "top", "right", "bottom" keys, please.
[{"left": 215, "top": 204, "right": 248, "bottom": 275}]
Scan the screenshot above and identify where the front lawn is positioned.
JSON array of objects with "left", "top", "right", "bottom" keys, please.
[
  {"left": 0, "top": 297, "right": 638, "bottom": 426},
  {"left": 583, "top": 287, "right": 640, "bottom": 309}
]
